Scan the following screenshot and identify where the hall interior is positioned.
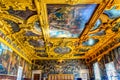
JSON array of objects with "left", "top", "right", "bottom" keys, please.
[{"left": 0, "top": 0, "right": 120, "bottom": 80}]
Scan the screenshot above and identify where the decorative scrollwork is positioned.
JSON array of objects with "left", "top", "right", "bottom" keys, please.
[{"left": 66, "top": 0, "right": 80, "bottom": 5}]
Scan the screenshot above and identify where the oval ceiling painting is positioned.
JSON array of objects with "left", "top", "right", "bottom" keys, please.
[{"left": 54, "top": 46, "right": 71, "bottom": 54}]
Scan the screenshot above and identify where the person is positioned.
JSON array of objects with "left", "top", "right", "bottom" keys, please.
[
  {"left": 77, "top": 78, "right": 82, "bottom": 80},
  {"left": 90, "top": 76, "right": 94, "bottom": 80}
]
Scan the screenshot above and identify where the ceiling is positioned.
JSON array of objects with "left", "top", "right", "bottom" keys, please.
[{"left": 0, "top": 0, "right": 120, "bottom": 62}]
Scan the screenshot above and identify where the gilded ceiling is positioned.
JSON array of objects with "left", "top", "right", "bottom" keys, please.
[{"left": 0, "top": 0, "right": 120, "bottom": 62}]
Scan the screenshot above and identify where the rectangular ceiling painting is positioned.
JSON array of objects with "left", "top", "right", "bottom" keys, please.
[{"left": 47, "top": 4, "right": 97, "bottom": 38}]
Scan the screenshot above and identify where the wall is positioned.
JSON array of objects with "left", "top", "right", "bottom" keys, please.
[
  {"left": 33, "top": 59, "right": 87, "bottom": 79},
  {"left": 0, "top": 42, "right": 32, "bottom": 79},
  {"left": 89, "top": 46, "right": 120, "bottom": 80}
]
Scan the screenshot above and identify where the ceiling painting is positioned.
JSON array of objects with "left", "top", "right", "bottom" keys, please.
[
  {"left": 104, "top": 6, "right": 120, "bottom": 19},
  {"left": 82, "top": 38, "right": 99, "bottom": 46},
  {"left": 47, "top": 4, "right": 97, "bottom": 38},
  {"left": 7, "top": 7, "right": 37, "bottom": 20},
  {"left": 91, "top": 19, "right": 102, "bottom": 31}
]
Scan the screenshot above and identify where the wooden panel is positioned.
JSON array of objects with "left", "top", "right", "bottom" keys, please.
[
  {"left": 0, "top": 74, "right": 31, "bottom": 80},
  {"left": 34, "top": 74, "right": 40, "bottom": 80},
  {"left": 48, "top": 74, "right": 74, "bottom": 80},
  {"left": 0, "top": 75, "right": 16, "bottom": 80}
]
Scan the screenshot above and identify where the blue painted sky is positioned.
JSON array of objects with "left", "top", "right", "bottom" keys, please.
[
  {"left": 91, "top": 19, "right": 102, "bottom": 31},
  {"left": 82, "top": 38, "right": 99, "bottom": 46},
  {"left": 0, "top": 43, "right": 12, "bottom": 55},
  {"left": 104, "top": 6, "right": 120, "bottom": 19}
]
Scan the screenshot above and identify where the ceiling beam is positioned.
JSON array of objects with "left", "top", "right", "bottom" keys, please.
[
  {"left": 31, "top": 56, "right": 86, "bottom": 60},
  {"left": 42, "top": 0, "right": 104, "bottom": 4},
  {"left": 86, "top": 42, "right": 120, "bottom": 63},
  {"left": 79, "top": 0, "right": 114, "bottom": 41}
]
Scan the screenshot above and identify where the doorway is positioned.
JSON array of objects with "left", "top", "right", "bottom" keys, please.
[{"left": 32, "top": 70, "right": 42, "bottom": 80}]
